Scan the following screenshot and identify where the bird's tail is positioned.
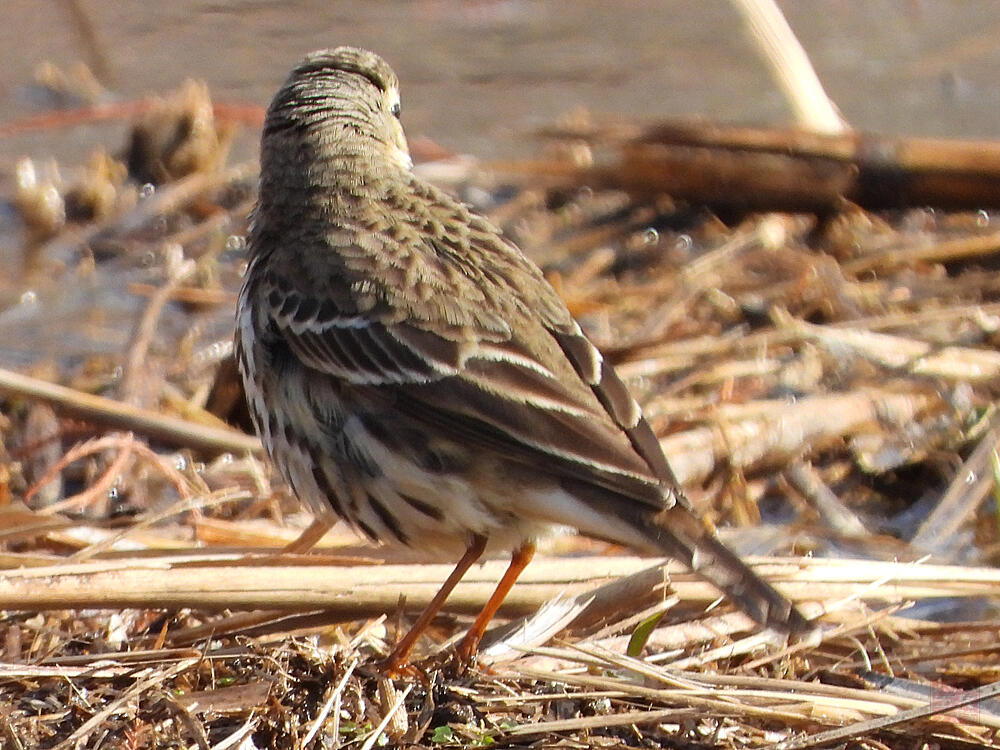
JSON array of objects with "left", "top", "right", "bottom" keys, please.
[
  {"left": 552, "top": 326, "right": 810, "bottom": 635},
  {"left": 646, "top": 502, "right": 811, "bottom": 635}
]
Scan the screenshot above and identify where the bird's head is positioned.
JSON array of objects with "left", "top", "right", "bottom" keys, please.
[{"left": 262, "top": 47, "right": 412, "bottom": 177}]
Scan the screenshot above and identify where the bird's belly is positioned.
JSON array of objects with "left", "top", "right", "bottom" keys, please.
[{"left": 263, "top": 401, "right": 556, "bottom": 559}]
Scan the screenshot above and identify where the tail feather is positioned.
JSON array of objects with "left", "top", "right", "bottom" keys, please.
[{"left": 650, "top": 505, "right": 810, "bottom": 634}]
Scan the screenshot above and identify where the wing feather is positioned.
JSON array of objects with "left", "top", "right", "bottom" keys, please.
[
  {"left": 259, "top": 267, "right": 667, "bottom": 506},
  {"left": 552, "top": 326, "right": 681, "bottom": 488}
]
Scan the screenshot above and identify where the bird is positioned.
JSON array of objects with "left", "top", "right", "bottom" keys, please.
[{"left": 236, "top": 46, "right": 810, "bottom": 670}]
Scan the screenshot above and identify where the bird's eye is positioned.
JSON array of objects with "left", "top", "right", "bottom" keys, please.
[{"left": 390, "top": 102, "right": 401, "bottom": 118}]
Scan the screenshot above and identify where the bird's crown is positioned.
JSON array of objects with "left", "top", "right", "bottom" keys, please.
[{"left": 290, "top": 47, "right": 399, "bottom": 96}]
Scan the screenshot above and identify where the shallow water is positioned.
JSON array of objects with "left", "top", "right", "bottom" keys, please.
[{"left": 3, "top": 0, "right": 1000, "bottom": 165}]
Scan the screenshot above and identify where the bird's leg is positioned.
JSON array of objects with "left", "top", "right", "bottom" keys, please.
[
  {"left": 281, "top": 517, "right": 333, "bottom": 553},
  {"left": 456, "top": 541, "right": 536, "bottom": 663},
  {"left": 382, "top": 533, "right": 488, "bottom": 673}
]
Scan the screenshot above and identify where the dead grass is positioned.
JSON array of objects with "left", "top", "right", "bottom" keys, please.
[{"left": 3, "top": 78, "right": 1000, "bottom": 748}]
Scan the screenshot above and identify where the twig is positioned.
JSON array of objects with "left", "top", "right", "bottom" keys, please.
[
  {"left": 119, "top": 249, "right": 196, "bottom": 403},
  {"left": 68, "top": 488, "right": 242, "bottom": 563},
  {"left": 37, "top": 162, "right": 257, "bottom": 264},
  {"left": 54, "top": 657, "right": 200, "bottom": 750},
  {"left": 60, "top": 0, "right": 113, "bottom": 84},
  {"left": 358, "top": 683, "right": 411, "bottom": 750},
  {"left": 0, "top": 366, "right": 260, "bottom": 455},
  {"left": 546, "top": 120, "right": 1000, "bottom": 211},
  {"left": 844, "top": 228, "right": 1000, "bottom": 275},
  {"left": 0, "top": 102, "right": 263, "bottom": 138},
  {"left": 628, "top": 215, "right": 804, "bottom": 343},
  {"left": 911, "top": 417, "right": 1000, "bottom": 555},
  {"left": 784, "top": 461, "right": 869, "bottom": 538},
  {"left": 765, "top": 679, "right": 1000, "bottom": 750},
  {"left": 658, "top": 389, "right": 937, "bottom": 486},
  {"left": 38, "top": 433, "right": 135, "bottom": 516},
  {"left": 301, "top": 660, "right": 357, "bottom": 747}
]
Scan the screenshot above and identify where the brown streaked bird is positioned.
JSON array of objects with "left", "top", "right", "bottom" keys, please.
[{"left": 237, "top": 46, "right": 810, "bottom": 669}]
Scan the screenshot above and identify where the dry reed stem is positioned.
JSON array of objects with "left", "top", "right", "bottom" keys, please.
[
  {"left": 0, "top": 366, "right": 260, "bottom": 454},
  {"left": 0, "top": 555, "right": 996, "bottom": 622}
]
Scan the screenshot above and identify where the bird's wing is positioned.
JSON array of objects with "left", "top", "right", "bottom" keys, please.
[
  {"left": 256, "top": 243, "right": 812, "bottom": 635},
  {"left": 257, "top": 264, "right": 668, "bottom": 508}
]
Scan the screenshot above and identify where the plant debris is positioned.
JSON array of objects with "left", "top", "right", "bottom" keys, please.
[{"left": 3, "top": 76, "right": 1000, "bottom": 749}]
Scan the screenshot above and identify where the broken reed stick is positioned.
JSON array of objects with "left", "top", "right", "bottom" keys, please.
[
  {"left": 533, "top": 119, "right": 1000, "bottom": 212},
  {"left": 656, "top": 388, "right": 937, "bottom": 486},
  {"left": 0, "top": 365, "right": 260, "bottom": 455},
  {"left": 619, "top": 123, "right": 1000, "bottom": 211}
]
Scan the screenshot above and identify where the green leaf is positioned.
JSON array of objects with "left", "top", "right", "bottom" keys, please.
[
  {"left": 429, "top": 725, "right": 454, "bottom": 744},
  {"left": 627, "top": 609, "right": 666, "bottom": 657}
]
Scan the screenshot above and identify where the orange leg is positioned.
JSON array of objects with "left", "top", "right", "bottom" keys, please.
[
  {"left": 382, "top": 534, "right": 487, "bottom": 673},
  {"left": 457, "top": 542, "right": 536, "bottom": 662}
]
